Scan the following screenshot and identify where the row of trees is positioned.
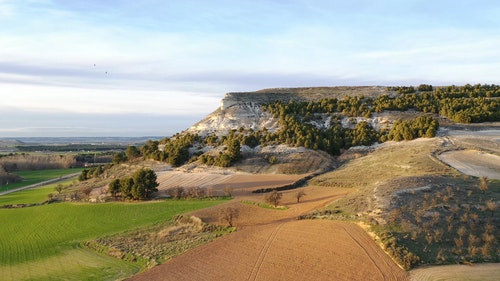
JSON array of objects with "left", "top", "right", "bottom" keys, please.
[
  {"left": 0, "top": 154, "right": 76, "bottom": 171},
  {"left": 389, "top": 83, "right": 500, "bottom": 98},
  {"left": 108, "top": 168, "right": 158, "bottom": 200},
  {"left": 78, "top": 164, "right": 112, "bottom": 181}
]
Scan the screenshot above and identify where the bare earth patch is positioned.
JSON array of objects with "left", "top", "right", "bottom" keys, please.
[
  {"left": 129, "top": 220, "right": 407, "bottom": 281},
  {"left": 155, "top": 171, "right": 305, "bottom": 197},
  {"left": 438, "top": 150, "right": 500, "bottom": 180},
  {"left": 409, "top": 263, "right": 500, "bottom": 281}
]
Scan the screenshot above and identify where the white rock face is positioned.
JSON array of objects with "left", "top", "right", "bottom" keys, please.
[
  {"left": 186, "top": 86, "right": 389, "bottom": 136},
  {"left": 187, "top": 102, "right": 279, "bottom": 136}
]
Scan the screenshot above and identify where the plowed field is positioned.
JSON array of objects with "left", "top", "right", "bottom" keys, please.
[{"left": 129, "top": 172, "right": 408, "bottom": 281}]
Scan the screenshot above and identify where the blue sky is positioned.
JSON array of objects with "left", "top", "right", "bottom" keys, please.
[{"left": 1, "top": 0, "right": 499, "bottom": 137}]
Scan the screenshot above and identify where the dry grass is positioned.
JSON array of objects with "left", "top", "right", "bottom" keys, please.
[{"left": 308, "top": 131, "right": 500, "bottom": 270}]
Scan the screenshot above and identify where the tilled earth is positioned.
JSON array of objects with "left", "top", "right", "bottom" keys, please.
[{"left": 129, "top": 178, "right": 407, "bottom": 281}]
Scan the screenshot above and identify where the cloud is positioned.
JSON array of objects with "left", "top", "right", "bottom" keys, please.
[
  {"left": 1, "top": 83, "right": 221, "bottom": 115},
  {"left": 0, "top": 108, "right": 203, "bottom": 137}
]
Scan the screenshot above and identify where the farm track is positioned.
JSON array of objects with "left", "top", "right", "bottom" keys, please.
[{"left": 248, "top": 222, "right": 284, "bottom": 281}]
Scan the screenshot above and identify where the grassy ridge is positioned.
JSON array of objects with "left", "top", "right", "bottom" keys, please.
[{"left": 0, "top": 168, "right": 82, "bottom": 192}]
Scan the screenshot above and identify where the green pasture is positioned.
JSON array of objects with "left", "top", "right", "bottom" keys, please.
[
  {"left": 0, "top": 179, "right": 75, "bottom": 206},
  {"left": 0, "top": 199, "right": 226, "bottom": 280},
  {"left": 0, "top": 168, "right": 82, "bottom": 192}
]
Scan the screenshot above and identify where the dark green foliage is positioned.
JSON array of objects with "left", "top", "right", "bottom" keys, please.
[
  {"left": 113, "top": 168, "right": 158, "bottom": 200},
  {"left": 131, "top": 168, "right": 158, "bottom": 200},
  {"left": 125, "top": 146, "right": 141, "bottom": 159},
  {"left": 135, "top": 84, "right": 498, "bottom": 168},
  {"left": 199, "top": 134, "right": 243, "bottom": 167},
  {"left": 417, "top": 84, "right": 433, "bottom": 92},
  {"left": 108, "top": 179, "right": 121, "bottom": 198},
  {"left": 78, "top": 165, "right": 111, "bottom": 181},
  {"left": 120, "top": 177, "right": 134, "bottom": 199},
  {"left": 348, "top": 121, "right": 379, "bottom": 146},
  {"left": 141, "top": 140, "right": 159, "bottom": 160},
  {"left": 113, "top": 152, "right": 127, "bottom": 164},
  {"left": 226, "top": 138, "right": 241, "bottom": 161},
  {"left": 388, "top": 116, "right": 439, "bottom": 141},
  {"left": 377, "top": 84, "right": 500, "bottom": 122}
]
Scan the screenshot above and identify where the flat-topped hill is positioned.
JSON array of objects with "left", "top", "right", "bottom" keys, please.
[{"left": 221, "top": 86, "right": 387, "bottom": 109}]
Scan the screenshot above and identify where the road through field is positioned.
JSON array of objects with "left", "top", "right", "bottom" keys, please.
[
  {"left": 129, "top": 175, "right": 408, "bottom": 281},
  {"left": 0, "top": 173, "right": 80, "bottom": 196}
]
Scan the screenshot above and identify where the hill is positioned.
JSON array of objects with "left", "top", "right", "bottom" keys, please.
[
  {"left": 187, "top": 86, "right": 388, "bottom": 136},
  {"left": 48, "top": 84, "right": 500, "bottom": 280}
]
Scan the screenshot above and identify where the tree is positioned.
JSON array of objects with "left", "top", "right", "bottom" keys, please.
[
  {"left": 226, "top": 138, "right": 241, "bottom": 162},
  {"left": 108, "top": 178, "right": 121, "bottom": 199},
  {"left": 265, "top": 190, "right": 282, "bottom": 207},
  {"left": 78, "top": 169, "right": 89, "bottom": 181},
  {"left": 295, "top": 190, "right": 306, "bottom": 203},
  {"left": 113, "top": 152, "right": 127, "bottom": 164},
  {"left": 131, "top": 168, "right": 159, "bottom": 200},
  {"left": 141, "top": 140, "right": 159, "bottom": 159},
  {"left": 55, "top": 183, "right": 65, "bottom": 195},
  {"left": 219, "top": 207, "right": 239, "bottom": 227},
  {"left": 125, "top": 145, "right": 141, "bottom": 159},
  {"left": 120, "top": 177, "right": 134, "bottom": 199}
]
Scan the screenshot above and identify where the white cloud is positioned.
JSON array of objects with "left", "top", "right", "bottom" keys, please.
[{"left": 1, "top": 83, "right": 221, "bottom": 115}]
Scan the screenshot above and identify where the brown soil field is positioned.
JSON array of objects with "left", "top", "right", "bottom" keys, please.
[
  {"left": 409, "top": 263, "right": 500, "bottom": 281},
  {"left": 155, "top": 171, "right": 305, "bottom": 197},
  {"left": 129, "top": 172, "right": 408, "bottom": 281},
  {"left": 129, "top": 220, "right": 407, "bottom": 281}
]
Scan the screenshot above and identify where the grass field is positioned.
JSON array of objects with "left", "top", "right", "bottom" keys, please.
[
  {"left": 0, "top": 179, "right": 76, "bottom": 206},
  {"left": 0, "top": 168, "right": 82, "bottom": 192},
  {"left": 0, "top": 199, "right": 227, "bottom": 280}
]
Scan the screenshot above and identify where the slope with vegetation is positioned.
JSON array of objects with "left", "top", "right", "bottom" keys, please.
[
  {"left": 116, "top": 84, "right": 498, "bottom": 170},
  {"left": 2, "top": 84, "right": 499, "bottom": 280}
]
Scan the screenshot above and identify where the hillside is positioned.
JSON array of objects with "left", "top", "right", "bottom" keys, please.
[
  {"left": 59, "top": 84, "right": 499, "bottom": 280},
  {"left": 187, "top": 86, "right": 388, "bottom": 136}
]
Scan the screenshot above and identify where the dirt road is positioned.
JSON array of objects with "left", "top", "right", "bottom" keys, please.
[{"left": 0, "top": 173, "right": 80, "bottom": 196}]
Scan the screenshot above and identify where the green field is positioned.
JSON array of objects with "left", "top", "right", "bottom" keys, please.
[
  {"left": 0, "top": 199, "right": 226, "bottom": 280},
  {"left": 0, "top": 168, "right": 82, "bottom": 192},
  {"left": 0, "top": 179, "right": 75, "bottom": 206}
]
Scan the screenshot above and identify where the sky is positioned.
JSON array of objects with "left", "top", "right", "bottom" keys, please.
[{"left": 1, "top": 0, "right": 499, "bottom": 137}]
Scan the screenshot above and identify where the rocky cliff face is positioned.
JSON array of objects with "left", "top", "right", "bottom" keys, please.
[{"left": 187, "top": 86, "right": 388, "bottom": 136}]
